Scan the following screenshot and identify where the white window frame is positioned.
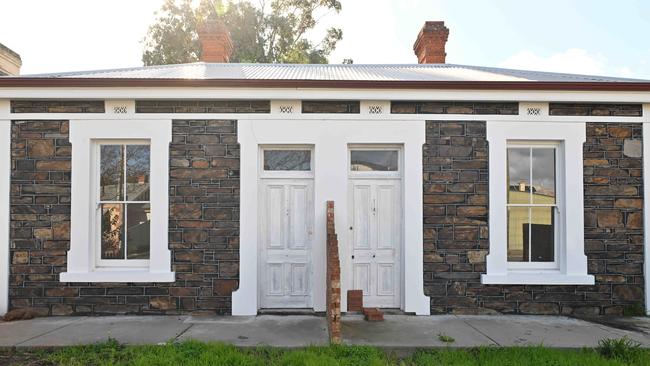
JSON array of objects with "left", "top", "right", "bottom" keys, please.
[
  {"left": 60, "top": 119, "right": 174, "bottom": 283},
  {"left": 259, "top": 145, "right": 314, "bottom": 179},
  {"left": 93, "top": 140, "right": 151, "bottom": 269},
  {"left": 482, "top": 121, "right": 594, "bottom": 285},
  {"left": 348, "top": 145, "right": 402, "bottom": 179},
  {"left": 506, "top": 141, "right": 561, "bottom": 271}
]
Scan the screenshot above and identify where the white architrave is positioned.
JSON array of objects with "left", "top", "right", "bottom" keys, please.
[
  {"left": 232, "top": 119, "right": 430, "bottom": 315},
  {"left": 643, "top": 104, "right": 650, "bottom": 315},
  {"left": 482, "top": 121, "right": 594, "bottom": 285},
  {"left": 0, "top": 105, "right": 9, "bottom": 315},
  {"left": 60, "top": 119, "right": 174, "bottom": 282}
]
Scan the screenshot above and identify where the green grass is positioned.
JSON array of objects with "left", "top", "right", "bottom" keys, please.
[{"left": 1, "top": 339, "right": 649, "bottom": 366}]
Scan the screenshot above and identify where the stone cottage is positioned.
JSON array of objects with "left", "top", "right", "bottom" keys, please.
[{"left": 0, "top": 21, "right": 648, "bottom": 317}]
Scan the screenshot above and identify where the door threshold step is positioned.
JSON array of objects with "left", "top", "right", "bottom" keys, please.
[{"left": 258, "top": 308, "right": 324, "bottom": 316}]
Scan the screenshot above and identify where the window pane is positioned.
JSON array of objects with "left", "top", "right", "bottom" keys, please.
[
  {"left": 350, "top": 150, "right": 398, "bottom": 171},
  {"left": 264, "top": 150, "right": 311, "bottom": 171},
  {"left": 100, "top": 145, "right": 124, "bottom": 201},
  {"left": 507, "top": 148, "right": 530, "bottom": 204},
  {"left": 507, "top": 206, "right": 529, "bottom": 262},
  {"left": 532, "top": 148, "right": 556, "bottom": 204},
  {"left": 101, "top": 203, "right": 124, "bottom": 259},
  {"left": 126, "top": 203, "right": 150, "bottom": 260},
  {"left": 529, "top": 207, "right": 554, "bottom": 262},
  {"left": 126, "top": 145, "right": 150, "bottom": 201}
]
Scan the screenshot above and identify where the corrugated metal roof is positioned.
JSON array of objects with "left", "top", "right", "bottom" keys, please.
[{"left": 19, "top": 62, "right": 648, "bottom": 83}]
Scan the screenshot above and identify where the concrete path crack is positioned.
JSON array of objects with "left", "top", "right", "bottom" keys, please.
[
  {"left": 14, "top": 317, "right": 87, "bottom": 347},
  {"left": 457, "top": 316, "right": 501, "bottom": 346},
  {"left": 172, "top": 323, "right": 194, "bottom": 342}
]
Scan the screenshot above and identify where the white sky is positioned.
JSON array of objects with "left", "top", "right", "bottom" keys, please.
[{"left": 1, "top": 0, "right": 649, "bottom": 79}]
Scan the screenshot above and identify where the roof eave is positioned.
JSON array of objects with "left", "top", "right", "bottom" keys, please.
[{"left": 1, "top": 78, "right": 650, "bottom": 91}]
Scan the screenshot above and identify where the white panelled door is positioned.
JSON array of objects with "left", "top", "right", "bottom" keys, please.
[
  {"left": 259, "top": 179, "right": 314, "bottom": 308},
  {"left": 349, "top": 179, "right": 401, "bottom": 308}
]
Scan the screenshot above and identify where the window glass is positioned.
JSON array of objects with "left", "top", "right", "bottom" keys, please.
[
  {"left": 531, "top": 148, "right": 556, "bottom": 204},
  {"left": 507, "top": 207, "right": 528, "bottom": 262},
  {"left": 98, "top": 143, "right": 151, "bottom": 262},
  {"left": 264, "top": 150, "right": 311, "bottom": 171},
  {"left": 101, "top": 203, "right": 125, "bottom": 259},
  {"left": 506, "top": 145, "right": 557, "bottom": 263},
  {"left": 126, "top": 145, "right": 150, "bottom": 201},
  {"left": 507, "top": 148, "right": 530, "bottom": 204},
  {"left": 529, "top": 207, "right": 554, "bottom": 262},
  {"left": 126, "top": 203, "right": 151, "bottom": 259},
  {"left": 100, "top": 145, "right": 124, "bottom": 201},
  {"left": 350, "top": 150, "right": 398, "bottom": 171}
]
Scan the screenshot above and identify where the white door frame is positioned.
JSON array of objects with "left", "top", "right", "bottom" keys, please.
[
  {"left": 257, "top": 145, "right": 315, "bottom": 309},
  {"left": 636, "top": 104, "right": 650, "bottom": 316},
  {"left": 233, "top": 119, "right": 430, "bottom": 315},
  {"left": 347, "top": 145, "right": 403, "bottom": 308}
]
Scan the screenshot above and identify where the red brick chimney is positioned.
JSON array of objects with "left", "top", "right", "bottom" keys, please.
[
  {"left": 197, "top": 18, "right": 233, "bottom": 63},
  {"left": 413, "top": 21, "right": 449, "bottom": 64}
]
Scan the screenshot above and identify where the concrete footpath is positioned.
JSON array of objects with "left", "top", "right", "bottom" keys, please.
[{"left": 0, "top": 315, "right": 648, "bottom": 348}]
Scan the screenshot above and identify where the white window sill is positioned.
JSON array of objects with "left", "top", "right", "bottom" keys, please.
[
  {"left": 481, "top": 273, "right": 594, "bottom": 285},
  {"left": 60, "top": 270, "right": 175, "bottom": 283}
]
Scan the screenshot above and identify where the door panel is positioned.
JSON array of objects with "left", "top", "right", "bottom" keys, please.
[
  {"left": 260, "top": 179, "right": 313, "bottom": 308},
  {"left": 349, "top": 179, "right": 401, "bottom": 308},
  {"left": 376, "top": 263, "right": 395, "bottom": 296},
  {"left": 267, "top": 263, "right": 284, "bottom": 295},
  {"left": 288, "top": 185, "right": 309, "bottom": 250},
  {"left": 289, "top": 263, "right": 309, "bottom": 295},
  {"left": 376, "top": 184, "right": 397, "bottom": 250},
  {"left": 265, "top": 185, "right": 285, "bottom": 248},
  {"left": 353, "top": 263, "right": 371, "bottom": 295},
  {"left": 352, "top": 185, "right": 372, "bottom": 250}
]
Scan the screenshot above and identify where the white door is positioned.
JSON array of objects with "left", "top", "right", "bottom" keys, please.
[
  {"left": 349, "top": 179, "right": 401, "bottom": 308},
  {"left": 259, "top": 179, "right": 314, "bottom": 308}
]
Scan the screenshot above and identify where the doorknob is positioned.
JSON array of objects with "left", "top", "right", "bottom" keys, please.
[{"left": 372, "top": 254, "right": 376, "bottom": 258}]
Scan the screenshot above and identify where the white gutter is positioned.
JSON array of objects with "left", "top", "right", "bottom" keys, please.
[{"left": 1, "top": 87, "right": 650, "bottom": 103}]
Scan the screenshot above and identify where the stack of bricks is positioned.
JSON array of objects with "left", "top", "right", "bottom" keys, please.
[
  {"left": 325, "top": 201, "right": 341, "bottom": 344},
  {"left": 347, "top": 289, "right": 363, "bottom": 312}
]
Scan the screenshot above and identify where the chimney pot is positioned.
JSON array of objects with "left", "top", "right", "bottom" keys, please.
[
  {"left": 413, "top": 21, "right": 449, "bottom": 64},
  {"left": 197, "top": 18, "right": 233, "bottom": 63}
]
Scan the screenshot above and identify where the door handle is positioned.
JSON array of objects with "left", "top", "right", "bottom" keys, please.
[{"left": 372, "top": 254, "right": 376, "bottom": 258}]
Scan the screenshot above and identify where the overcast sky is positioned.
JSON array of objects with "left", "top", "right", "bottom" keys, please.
[{"left": 1, "top": 0, "right": 649, "bottom": 79}]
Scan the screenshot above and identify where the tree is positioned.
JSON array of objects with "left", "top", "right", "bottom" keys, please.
[{"left": 142, "top": 0, "right": 342, "bottom": 65}]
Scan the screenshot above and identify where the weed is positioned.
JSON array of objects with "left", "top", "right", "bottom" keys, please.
[
  {"left": 622, "top": 302, "right": 646, "bottom": 317},
  {"left": 597, "top": 337, "right": 642, "bottom": 362},
  {"left": 438, "top": 333, "right": 455, "bottom": 343}
]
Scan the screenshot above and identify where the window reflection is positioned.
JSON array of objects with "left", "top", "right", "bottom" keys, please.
[
  {"left": 350, "top": 150, "right": 398, "bottom": 171},
  {"left": 264, "top": 150, "right": 311, "bottom": 171},
  {"left": 99, "top": 143, "right": 151, "bottom": 262},
  {"left": 506, "top": 145, "right": 557, "bottom": 263}
]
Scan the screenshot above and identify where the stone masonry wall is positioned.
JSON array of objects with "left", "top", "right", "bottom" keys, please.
[
  {"left": 8, "top": 119, "right": 644, "bottom": 316},
  {"left": 423, "top": 121, "right": 644, "bottom": 316},
  {"left": 9, "top": 119, "right": 239, "bottom": 315}
]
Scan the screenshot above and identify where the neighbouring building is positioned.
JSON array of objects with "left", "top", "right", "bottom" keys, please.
[
  {"left": 0, "top": 20, "right": 648, "bottom": 318},
  {"left": 0, "top": 43, "right": 21, "bottom": 76}
]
